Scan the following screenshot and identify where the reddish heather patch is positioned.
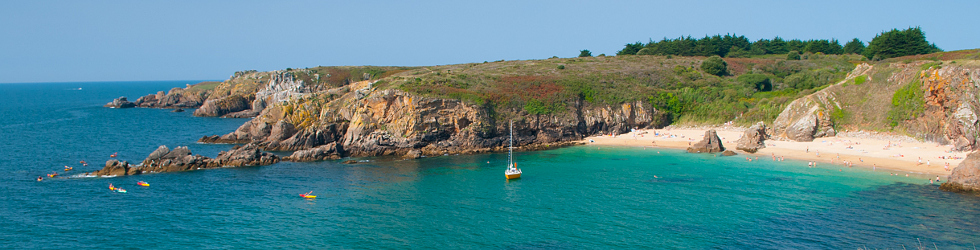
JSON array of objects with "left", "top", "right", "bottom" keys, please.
[{"left": 723, "top": 58, "right": 776, "bottom": 75}]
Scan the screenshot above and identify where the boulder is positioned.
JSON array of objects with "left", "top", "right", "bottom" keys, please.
[
  {"left": 172, "top": 108, "right": 185, "bottom": 113},
  {"left": 721, "top": 150, "right": 737, "bottom": 156},
  {"left": 940, "top": 152, "right": 980, "bottom": 193},
  {"left": 104, "top": 96, "right": 136, "bottom": 108},
  {"left": 403, "top": 149, "right": 423, "bottom": 159},
  {"left": 772, "top": 90, "right": 837, "bottom": 142},
  {"left": 735, "top": 122, "right": 768, "bottom": 153},
  {"left": 285, "top": 142, "right": 342, "bottom": 162},
  {"left": 686, "top": 130, "right": 725, "bottom": 153}
]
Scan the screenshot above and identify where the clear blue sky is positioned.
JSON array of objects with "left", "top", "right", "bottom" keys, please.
[{"left": 2, "top": 0, "right": 978, "bottom": 83}]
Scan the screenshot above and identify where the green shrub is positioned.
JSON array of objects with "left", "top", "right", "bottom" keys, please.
[
  {"left": 853, "top": 75, "right": 866, "bottom": 85},
  {"left": 787, "top": 51, "right": 801, "bottom": 60},
  {"left": 887, "top": 79, "right": 925, "bottom": 127},
  {"left": 737, "top": 74, "right": 772, "bottom": 91},
  {"left": 557, "top": 65, "right": 565, "bottom": 70},
  {"left": 579, "top": 50, "right": 593, "bottom": 57},
  {"left": 701, "top": 56, "right": 728, "bottom": 76}
]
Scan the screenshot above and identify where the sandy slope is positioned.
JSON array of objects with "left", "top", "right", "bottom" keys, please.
[{"left": 582, "top": 128, "right": 968, "bottom": 179}]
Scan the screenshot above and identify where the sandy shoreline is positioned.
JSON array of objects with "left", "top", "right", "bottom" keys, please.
[{"left": 582, "top": 128, "right": 969, "bottom": 180}]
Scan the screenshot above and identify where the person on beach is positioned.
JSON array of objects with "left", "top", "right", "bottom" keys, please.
[{"left": 937, "top": 176, "right": 941, "bottom": 182}]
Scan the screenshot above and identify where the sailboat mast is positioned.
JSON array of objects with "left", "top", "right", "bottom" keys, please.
[{"left": 509, "top": 120, "right": 513, "bottom": 166}]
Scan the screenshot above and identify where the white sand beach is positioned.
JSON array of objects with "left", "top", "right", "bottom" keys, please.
[{"left": 583, "top": 127, "right": 968, "bottom": 178}]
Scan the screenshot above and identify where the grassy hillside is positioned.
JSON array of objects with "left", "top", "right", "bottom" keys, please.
[
  {"left": 831, "top": 49, "right": 980, "bottom": 135},
  {"left": 373, "top": 54, "right": 860, "bottom": 126}
]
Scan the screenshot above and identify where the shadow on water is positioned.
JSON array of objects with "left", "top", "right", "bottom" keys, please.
[{"left": 725, "top": 183, "right": 980, "bottom": 249}]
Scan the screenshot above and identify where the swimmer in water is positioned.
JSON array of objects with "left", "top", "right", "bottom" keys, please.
[{"left": 36, "top": 176, "right": 42, "bottom": 181}]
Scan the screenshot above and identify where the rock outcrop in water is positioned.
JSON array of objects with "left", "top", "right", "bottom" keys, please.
[
  {"left": 940, "top": 152, "right": 980, "bottom": 193},
  {"left": 88, "top": 159, "right": 134, "bottom": 176},
  {"left": 86, "top": 144, "right": 279, "bottom": 176},
  {"left": 735, "top": 122, "right": 768, "bottom": 153},
  {"left": 104, "top": 97, "right": 136, "bottom": 108},
  {"left": 133, "top": 84, "right": 212, "bottom": 109},
  {"left": 687, "top": 130, "right": 725, "bottom": 153}
]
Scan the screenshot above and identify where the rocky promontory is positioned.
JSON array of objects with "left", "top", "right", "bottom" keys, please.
[
  {"left": 86, "top": 144, "right": 279, "bottom": 176},
  {"left": 104, "top": 97, "right": 136, "bottom": 108},
  {"left": 940, "top": 152, "right": 980, "bottom": 193}
]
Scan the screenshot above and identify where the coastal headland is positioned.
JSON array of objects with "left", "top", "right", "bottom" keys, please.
[{"left": 91, "top": 45, "right": 980, "bottom": 192}]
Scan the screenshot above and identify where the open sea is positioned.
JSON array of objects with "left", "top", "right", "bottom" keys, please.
[{"left": 1, "top": 81, "right": 979, "bottom": 249}]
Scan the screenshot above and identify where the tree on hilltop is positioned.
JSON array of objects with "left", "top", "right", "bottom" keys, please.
[
  {"left": 863, "top": 27, "right": 941, "bottom": 60},
  {"left": 579, "top": 50, "right": 593, "bottom": 57},
  {"left": 843, "top": 38, "right": 866, "bottom": 54}
]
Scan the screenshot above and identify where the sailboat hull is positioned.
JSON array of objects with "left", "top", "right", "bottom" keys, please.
[{"left": 505, "top": 173, "right": 521, "bottom": 179}]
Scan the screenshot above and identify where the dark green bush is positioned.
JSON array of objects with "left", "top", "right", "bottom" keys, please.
[
  {"left": 700, "top": 56, "right": 728, "bottom": 76},
  {"left": 579, "top": 50, "right": 593, "bottom": 57},
  {"left": 557, "top": 65, "right": 565, "bottom": 70},
  {"left": 737, "top": 74, "right": 772, "bottom": 91},
  {"left": 787, "top": 51, "right": 801, "bottom": 60}
]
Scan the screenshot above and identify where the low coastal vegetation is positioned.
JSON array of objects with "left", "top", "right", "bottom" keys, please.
[{"left": 378, "top": 51, "right": 857, "bottom": 126}]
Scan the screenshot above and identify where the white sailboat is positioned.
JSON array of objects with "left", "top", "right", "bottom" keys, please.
[{"left": 505, "top": 120, "right": 522, "bottom": 179}]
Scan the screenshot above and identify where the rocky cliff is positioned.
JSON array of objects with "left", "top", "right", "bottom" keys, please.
[{"left": 198, "top": 78, "right": 663, "bottom": 160}]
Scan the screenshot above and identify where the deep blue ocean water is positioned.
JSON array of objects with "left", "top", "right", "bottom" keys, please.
[{"left": 1, "top": 81, "right": 978, "bottom": 249}]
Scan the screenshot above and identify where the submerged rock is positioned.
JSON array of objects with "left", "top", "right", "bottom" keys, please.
[
  {"left": 687, "top": 130, "right": 725, "bottom": 153},
  {"left": 941, "top": 152, "right": 980, "bottom": 193},
  {"left": 735, "top": 122, "right": 768, "bottom": 153},
  {"left": 104, "top": 96, "right": 136, "bottom": 108}
]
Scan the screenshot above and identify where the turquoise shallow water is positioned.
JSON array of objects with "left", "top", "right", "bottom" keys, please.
[{"left": 1, "top": 82, "right": 979, "bottom": 249}]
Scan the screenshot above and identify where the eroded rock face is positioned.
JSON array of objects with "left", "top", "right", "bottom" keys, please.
[
  {"left": 193, "top": 94, "right": 253, "bottom": 117},
  {"left": 941, "top": 152, "right": 980, "bottom": 193},
  {"left": 772, "top": 91, "right": 837, "bottom": 142},
  {"left": 201, "top": 85, "right": 663, "bottom": 158},
  {"left": 285, "top": 142, "right": 342, "bottom": 162},
  {"left": 687, "top": 130, "right": 725, "bottom": 153},
  {"left": 214, "top": 143, "right": 281, "bottom": 167},
  {"left": 104, "top": 97, "right": 136, "bottom": 108},
  {"left": 736, "top": 122, "right": 768, "bottom": 153}
]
